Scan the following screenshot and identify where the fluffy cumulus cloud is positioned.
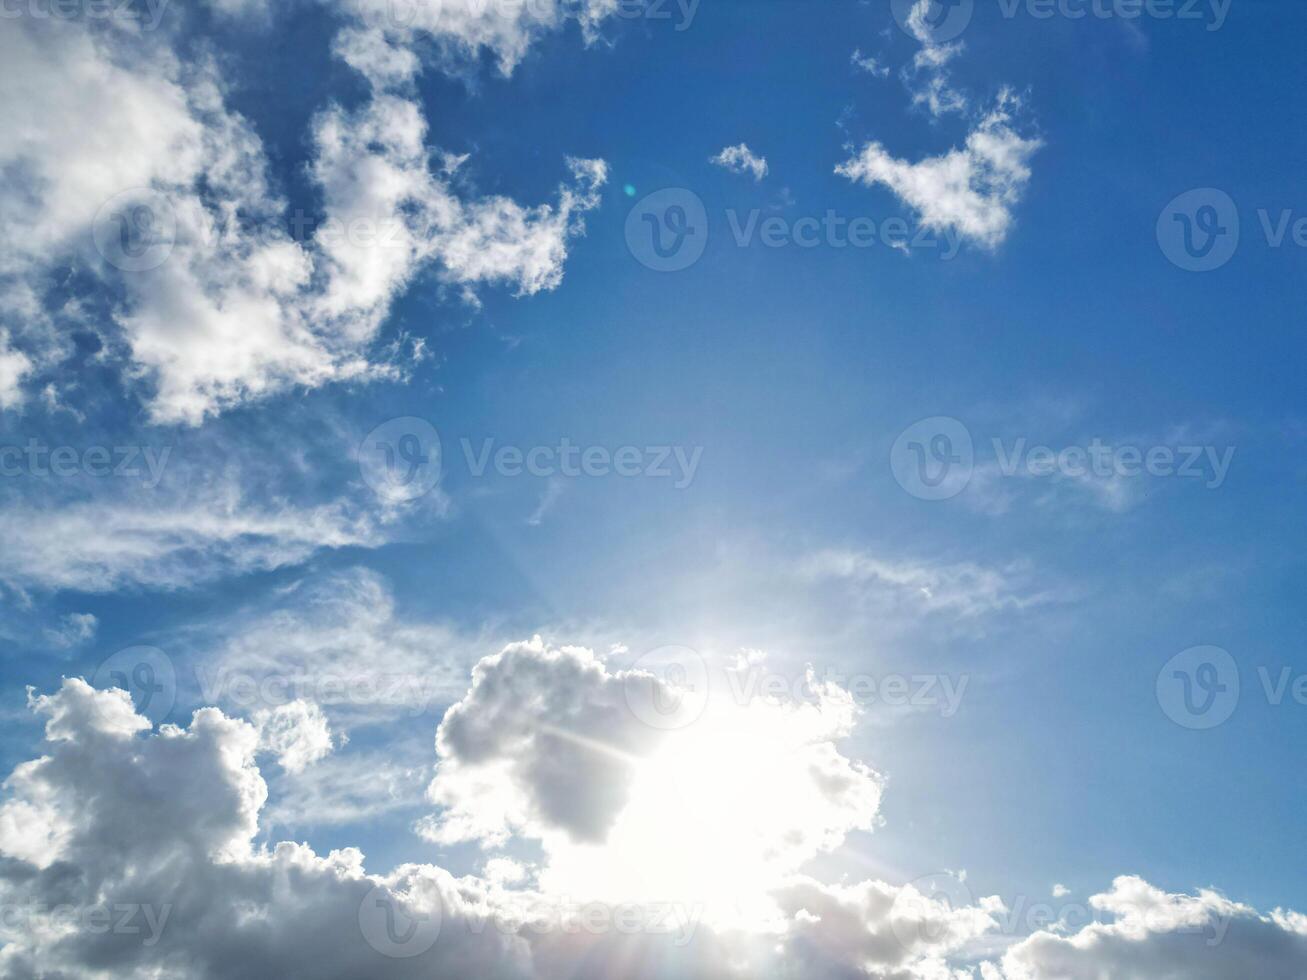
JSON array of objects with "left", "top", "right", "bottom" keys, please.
[
  {"left": 995, "top": 876, "right": 1307, "bottom": 979},
  {"left": 2, "top": 659, "right": 1306, "bottom": 978},
  {"left": 424, "top": 639, "right": 670, "bottom": 847},
  {"left": 838, "top": 91, "right": 1041, "bottom": 250},
  {"left": 253, "top": 699, "right": 336, "bottom": 773},
  {"left": 422, "top": 638, "right": 884, "bottom": 926},
  {"left": 0, "top": 1, "right": 611, "bottom": 423},
  {"left": 710, "top": 143, "right": 770, "bottom": 181},
  {"left": 839, "top": 2, "right": 1041, "bottom": 250}
]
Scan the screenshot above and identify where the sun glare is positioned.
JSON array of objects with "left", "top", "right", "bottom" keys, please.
[{"left": 540, "top": 692, "right": 871, "bottom": 930}]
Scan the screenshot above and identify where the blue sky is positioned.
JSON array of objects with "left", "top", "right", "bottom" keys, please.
[{"left": 1, "top": 0, "right": 1306, "bottom": 976}]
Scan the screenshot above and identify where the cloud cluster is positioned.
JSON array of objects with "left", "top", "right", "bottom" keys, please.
[
  {"left": 901, "top": 0, "right": 969, "bottom": 117},
  {"left": 0, "top": 1, "right": 611, "bottom": 423},
  {"left": 1, "top": 663, "right": 1305, "bottom": 978},
  {"left": 839, "top": 2, "right": 1042, "bottom": 249},
  {"left": 995, "top": 876, "right": 1307, "bottom": 979}
]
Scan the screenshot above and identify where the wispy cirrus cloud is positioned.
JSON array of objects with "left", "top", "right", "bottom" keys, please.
[
  {"left": 799, "top": 547, "right": 1061, "bottom": 620},
  {"left": 0, "top": 488, "right": 380, "bottom": 595}
]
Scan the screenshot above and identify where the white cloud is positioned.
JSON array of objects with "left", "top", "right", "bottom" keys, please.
[
  {"left": 799, "top": 548, "right": 1058, "bottom": 620},
  {"left": 898, "top": 0, "right": 970, "bottom": 117},
  {"left": 852, "top": 48, "right": 891, "bottom": 78},
  {"left": 710, "top": 143, "right": 770, "bottom": 181},
  {"left": 261, "top": 748, "right": 429, "bottom": 830},
  {"left": 253, "top": 699, "right": 336, "bottom": 773},
  {"left": 42, "top": 612, "right": 99, "bottom": 649},
  {"left": 838, "top": 91, "right": 1041, "bottom": 250},
  {"left": 195, "top": 567, "right": 481, "bottom": 725},
  {"left": 334, "top": 0, "right": 621, "bottom": 77},
  {"left": 964, "top": 457, "right": 1141, "bottom": 516},
  {"left": 773, "top": 876, "right": 1000, "bottom": 978},
  {"left": 0, "top": 333, "right": 31, "bottom": 409},
  {"left": 0, "top": 488, "right": 379, "bottom": 595},
  {"left": 2, "top": 674, "right": 1305, "bottom": 979},
  {"left": 997, "top": 876, "right": 1307, "bottom": 980},
  {"left": 0, "top": 9, "right": 609, "bottom": 424},
  {"left": 423, "top": 639, "right": 884, "bottom": 929},
  {"left": 423, "top": 638, "right": 668, "bottom": 847}
]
